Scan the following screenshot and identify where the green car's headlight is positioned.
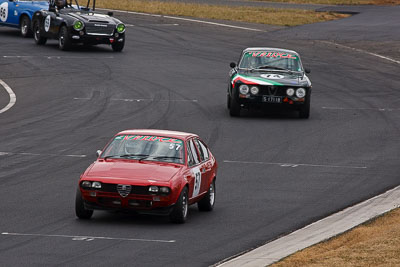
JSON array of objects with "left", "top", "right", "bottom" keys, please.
[
  {"left": 116, "top": 23, "right": 125, "bottom": 33},
  {"left": 73, "top": 20, "right": 84, "bottom": 31}
]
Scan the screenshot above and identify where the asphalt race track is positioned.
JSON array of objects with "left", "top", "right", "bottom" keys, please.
[{"left": 1, "top": 6, "right": 400, "bottom": 266}]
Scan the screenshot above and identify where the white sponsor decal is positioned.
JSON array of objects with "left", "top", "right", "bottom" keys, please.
[
  {"left": 0, "top": 2, "right": 8, "bottom": 22},
  {"left": 260, "top": 74, "right": 284, "bottom": 79},
  {"left": 192, "top": 167, "right": 201, "bottom": 198},
  {"left": 44, "top": 15, "right": 51, "bottom": 32}
]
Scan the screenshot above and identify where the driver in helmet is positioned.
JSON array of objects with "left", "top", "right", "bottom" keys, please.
[{"left": 55, "top": 0, "right": 67, "bottom": 9}]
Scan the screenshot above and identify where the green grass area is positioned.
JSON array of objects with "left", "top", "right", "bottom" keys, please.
[{"left": 97, "top": 0, "right": 349, "bottom": 27}]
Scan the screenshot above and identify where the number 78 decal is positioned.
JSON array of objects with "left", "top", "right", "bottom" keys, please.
[{"left": 191, "top": 167, "right": 201, "bottom": 198}]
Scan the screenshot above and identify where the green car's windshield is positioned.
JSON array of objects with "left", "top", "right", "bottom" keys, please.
[
  {"left": 239, "top": 51, "right": 302, "bottom": 72},
  {"left": 101, "top": 135, "right": 185, "bottom": 164}
]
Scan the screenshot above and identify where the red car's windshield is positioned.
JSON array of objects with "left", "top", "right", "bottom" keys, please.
[{"left": 101, "top": 135, "right": 185, "bottom": 164}]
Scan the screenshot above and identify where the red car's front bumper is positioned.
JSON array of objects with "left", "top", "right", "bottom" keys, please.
[{"left": 81, "top": 189, "right": 175, "bottom": 215}]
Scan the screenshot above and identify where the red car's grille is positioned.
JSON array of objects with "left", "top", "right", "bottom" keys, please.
[{"left": 100, "top": 183, "right": 149, "bottom": 195}]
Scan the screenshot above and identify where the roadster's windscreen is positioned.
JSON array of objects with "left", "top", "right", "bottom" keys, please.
[
  {"left": 101, "top": 135, "right": 185, "bottom": 164},
  {"left": 239, "top": 51, "right": 302, "bottom": 72}
]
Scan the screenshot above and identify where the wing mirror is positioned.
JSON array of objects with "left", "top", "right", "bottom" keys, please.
[
  {"left": 304, "top": 67, "right": 311, "bottom": 74},
  {"left": 107, "top": 11, "right": 114, "bottom": 16},
  {"left": 230, "top": 62, "right": 236, "bottom": 68},
  {"left": 96, "top": 150, "right": 102, "bottom": 158}
]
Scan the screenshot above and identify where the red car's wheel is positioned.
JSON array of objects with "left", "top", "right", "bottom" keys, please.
[
  {"left": 75, "top": 188, "right": 93, "bottom": 219},
  {"left": 169, "top": 187, "right": 188, "bottom": 224},
  {"left": 198, "top": 179, "right": 216, "bottom": 211}
]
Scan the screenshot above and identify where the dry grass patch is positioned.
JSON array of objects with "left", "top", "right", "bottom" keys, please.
[
  {"left": 273, "top": 207, "right": 400, "bottom": 266},
  {"left": 96, "top": 0, "right": 349, "bottom": 26},
  {"left": 254, "top": 0, "right": 400, "bottom": 5}
]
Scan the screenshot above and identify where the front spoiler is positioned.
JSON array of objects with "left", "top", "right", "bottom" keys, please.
[
  {"left": 84, "top": 200, "right": 174, "bottom": 216},
  {"left": 69, "top": 34, "right": 124, "bottom": 45}
]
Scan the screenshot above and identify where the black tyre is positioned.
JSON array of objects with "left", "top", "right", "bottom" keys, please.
[
  {"left": 59, "top": 26, "right": 72, "bottom": 51},
  {"left": 229, "top": 95, "right": 241, "bottom": 117},
  {"left": 169, "top": 187, "right": 188, "bottom": 224},
  {"left": 75, "top": 188, "right": 93, "bottom": 219},
  {"left": 299, "top": 95, "right": 311, "bottom": 119},
  {"left": 20, "top": 16, "right": 32, "bottom": 38},
  {"left": 112, "top": 39, "right": 125, "bottom": 52},
  {"left": 227, "top": 94, "right": 231, "bottom": 109},
  {"left": 198, "top": 179, "right": 216, "bottom": 212},
  {"left": 33, "top": 21, "right": 47, "bottom": 45}
]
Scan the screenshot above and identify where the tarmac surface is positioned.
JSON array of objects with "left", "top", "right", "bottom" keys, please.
[
  {"left": 0, "top": 3, "right": 399, "bottom": 267},
  {"left": 154, "top": 0, "right": 328, "bottom": 10}
]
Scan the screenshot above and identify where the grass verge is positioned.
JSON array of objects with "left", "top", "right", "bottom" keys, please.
[
  {"left": 253, "top": 0, "right": 400, "bottom": 6},
  {"left": 96, "top": 0, "right": 349, "bottom": 26},
  {"left": 273, "top": 207, "right": 400, "bottom": 266}
]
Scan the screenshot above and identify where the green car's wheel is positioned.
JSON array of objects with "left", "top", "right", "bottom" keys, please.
[
  {"left": 59, "top": 26, "right": 72, "bottom": 51},
  {"left": 112, "top": 38, "right": 125, "bottom": 52},
  {"left": 33, "top": 21, "right": 47, "bottom": 45}
]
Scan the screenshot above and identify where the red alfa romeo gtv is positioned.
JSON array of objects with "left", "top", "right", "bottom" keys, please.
[{"left": 75, "top": 129, "right": 217, "bottom": 223}]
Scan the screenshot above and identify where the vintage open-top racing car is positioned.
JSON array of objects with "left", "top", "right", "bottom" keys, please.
[
  {"left": 0, "top": 0, "right": 48, "bottom": 37},
  {"left": 75, "top": 129, "right": 218, "bottom": 223},
  {"left": 228, "top": 48, "right": 312, "bottom": 118},
  {"left": 32, "top": 0, "right": 125, "bottom": 51}
]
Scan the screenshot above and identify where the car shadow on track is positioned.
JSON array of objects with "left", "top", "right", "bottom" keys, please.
[
  {"left": 41, "top": 43, "right": 115, "bottom": 53},
  {"left": 231, "top": 108, "right": 304, "bottom": 120},
  {"left": 73, "top": 206, "right": 208, "bottom": 226},
  {"left": 0, "top": 29, "right": 22, "bottom": 38}
]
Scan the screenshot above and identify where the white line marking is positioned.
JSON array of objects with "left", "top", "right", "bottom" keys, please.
[
  {"left": 0, "top": 79, "right": 16, "bottom": 114},
  {"left": 111, "top": 98, "right": 198, "bottom": 102},
  {"left": 223, "top": 160, "right": 367, "bottom": 169},
  {"left": 97, "top": 8, "right": 263, "bottom": 32},
  {"left": 2, "top": 56, "right": 114, "bottom": 59},
  {"left": 320, "top": 41, "right": 400, "bottom": 65},
  {"left": 1, "top": 232, "right": 175, "bottom": 243},
  {"left": 97, "top": 8, "right": 162, "bottom": 18},
  {"left": 143, "top": 23, "right": 179, "bottom": 26},
  {"left": 217, "top": 184, "right": 400, "bottom": 266},
  {"left": 73, "top": 98, "right": 198, "bottom": 102},
  {"left": 0, "top": 152, "right": 87, "bottom": 158},
  {"left": 163, "top": 15, "right": 263, "bottom": 32},
  {"left": 322, "top": 106, "right": 400, "bottom": 111}
]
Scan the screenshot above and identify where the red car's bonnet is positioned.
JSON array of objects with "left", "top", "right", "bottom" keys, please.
[{"left": 84, "top": 160, "right": 183, "bottom": 183}]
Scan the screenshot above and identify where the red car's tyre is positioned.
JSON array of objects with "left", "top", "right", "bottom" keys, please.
[
  {"left": 169, "top": 187, "right": 188, "bottom": 224},
  {"left": 198, "top": 179, "right": 216, "bottom": 212},
  {"left": 75, "top": 188, "right": 93, "bottom": 219}
]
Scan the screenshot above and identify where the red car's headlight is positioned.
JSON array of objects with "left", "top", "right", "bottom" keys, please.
[{"left": 81, "top": 181, "right": 102, "bottom": 189}]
